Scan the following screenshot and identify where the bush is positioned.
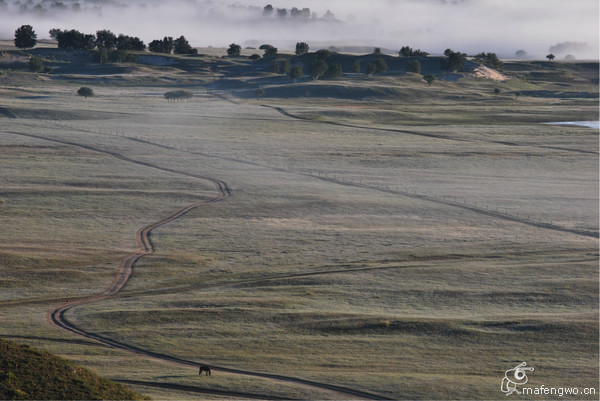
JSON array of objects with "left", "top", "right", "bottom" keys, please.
[
  {"left": 290, "top": 65, "right": 303, "bottom": 80},
  {"left": 280, "top": 59, "right": 290, "bottom": 75},
  {"left": 29, "top": 56, "right": 44, "bottom": 72},
  {"left": 367, "top": 58, "right": 387, "bottom": 75},
  {"left": 423, "top": 74, "right": 436, "bottom": 86},
  {"left": 255, "top": 87, "right": 265, "bottom": 100},
  {"left": 310, "top": 59, "right": 328, "bottom": 80},
  {"left": 164, "top": 90, "right": 194, "bottom": 101},
  {"left": 325, "top": 62, "right": 342, "bottom": 79},
  {"left": 77, "top": 87, "right": 94, "bottom": 98}
]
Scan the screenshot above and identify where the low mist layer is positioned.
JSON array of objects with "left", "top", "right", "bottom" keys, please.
[{"left": 0, "top": 0, "right": 598, "bottom": 58}]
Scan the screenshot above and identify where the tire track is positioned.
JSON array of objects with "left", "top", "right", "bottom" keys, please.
[
  {"left": 258, "top": 107, "right": 597, "bottom": 239},
  {"left": 262, "top": 104, "right": 598, "bottom": 155},
  {"left": 3, "top": 130, "right": 388, "bottom": 400},
  {"left": 114, "top": 379, "right": 297, "bottom": 400}
]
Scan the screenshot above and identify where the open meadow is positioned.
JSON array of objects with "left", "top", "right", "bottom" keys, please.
[{"left": 0, "top": 48, "right": 598, "bottom": 399}]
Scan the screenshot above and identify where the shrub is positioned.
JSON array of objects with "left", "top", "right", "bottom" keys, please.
[
  {"left": 290, "top": 65, "right": 303, "bottom": 80},
  {"left": 423, "top": 74, "right": 436, "bottom": 86},
  {"left": 29, "top": 56, "right": 44, "bottom": 72},
  {"left": 164, "top": 90, "right": 194, "bottom": 101},
  {"left": 77, "top": 87, "right": 94, "bottom": 98}
]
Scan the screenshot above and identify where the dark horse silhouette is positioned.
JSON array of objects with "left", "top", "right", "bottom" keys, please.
[{"left": 199, "top": 365, "right": 211, "bottom": 376}]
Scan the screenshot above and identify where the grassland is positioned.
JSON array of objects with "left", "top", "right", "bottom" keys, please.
[
  {"left": 0, "top": 47, "right": 598, "bottom": 399},
  {"left": 0, "top": 338, "right": 148, "bottom": 400}
]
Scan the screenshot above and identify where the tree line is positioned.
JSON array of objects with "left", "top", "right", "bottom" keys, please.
[
  {"left": 262, "top": 4, "right": 335, "bottom": 20},
  {"left": 40, "top": 26, "right": 195, "bottom": 55}
]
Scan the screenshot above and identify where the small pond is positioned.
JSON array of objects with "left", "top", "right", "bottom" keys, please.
[{"left": 544, "top": 121, "right": 599, "bottom": 129}]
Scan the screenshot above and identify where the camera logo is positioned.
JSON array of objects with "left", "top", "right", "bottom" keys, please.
[{"left": 501, "top": 362, "right": 534, "bottom": 396}]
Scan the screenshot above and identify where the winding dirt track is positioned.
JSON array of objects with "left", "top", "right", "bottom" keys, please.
[{"left": 4, "top": 130, "right": 388, "bottom": 400}]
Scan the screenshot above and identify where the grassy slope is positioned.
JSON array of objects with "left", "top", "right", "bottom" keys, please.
[
  {"left": 0, "top": 338, "right": 147, "bottom": 400},
  {"left": 0, "top": 47, "right": 598, "bottom": 399}
]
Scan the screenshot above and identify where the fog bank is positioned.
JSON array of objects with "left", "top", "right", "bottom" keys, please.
[{"left": 1, "top": 0, "right": 598, "bottom": 58}]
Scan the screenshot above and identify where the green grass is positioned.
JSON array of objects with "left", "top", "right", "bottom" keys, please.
[
  {"left": 0, "top": 338, "right": 148, "bottom": 400},
  {"left": 0, "top": 54, "right": 597, "bottom": 399}
]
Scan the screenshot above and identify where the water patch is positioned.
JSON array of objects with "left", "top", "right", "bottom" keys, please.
[{"left": 544, "top": 121, "right": 599, "bottom": 129}]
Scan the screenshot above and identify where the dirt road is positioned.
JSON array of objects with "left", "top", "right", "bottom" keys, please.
[{"left": 4, "top": 129, "right": 388, "bottom": 400}]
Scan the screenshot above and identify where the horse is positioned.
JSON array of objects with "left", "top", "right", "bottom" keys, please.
[{"left": 198, "top": 365, "right": 211, "bottom": 376}]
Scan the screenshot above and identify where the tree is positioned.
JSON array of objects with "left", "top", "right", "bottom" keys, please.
[
  {"left": 263, "top": 4, "right": 273, "bottom": 16},
  {"left": 352, "top": 59, "right": 361, "bottom": 73},
  {"left": 310, "top": 59, "right": 328, "bottom": 80},
  {"left": 29, "top": 56, "right": 44, "bottom": 72},
  {"left": 399, "top": 46, "right": 411, "bottom": 57},
  {"left": 261, "top": 45, "right": 277, "bottom": 58},
  {"left": 290, "top": 7, "right": 310, "bottom": 18},
  {"left": 56, "top": 29, "right": 95, "bottom": 50},
  {"left": 374, "top": 47, "right": 382, "bottom": 55},
  {"left": 474, "top": 52, "right": 503, "bottom": 69},
  {"left": 400, "top": 46, "right": 429, "bottom": 57},
  {"left": 290, "top": 65, "right": 303, "bottom": 80},
  {"left": 116, "top": 34, "right": 145, "bottom": 51},
  {"left": 255, "top": 87, "right": 265, "bottom": 100},
  {"left": 95, "top": 29, "right": 116, "bottom": 50},
  {"left": 315, "top": 49, "right": 332, "bottom": 59},
  {"left": 373, "top": 58, "right": 387, "bottom": 73},
  {"left": 249, "top": 54, "right": 261, "bottom": 61},
  {"left": 406, "top": 59, "right": 421, "bottom": 74},
  {"left": 227, "top": 43, "right": 241, "bottom": 56},
  {"left": 271, "top": 61, "right": 280, "bottom": 74},
  {"left": 277, "top": 8, "right": 287, "bottom": 17},
  {"left": 149, "top": 37, "right": 174, "bottom": 54},
  {"left": 325, "top": 62, "right": 342, "bottom": 79},
  {"left": 546, "top": 53, "right": 555, "bottom": 61},
  {"left": 14, "top": 25, "right": 37, "bottom": 49},
  {"left": 280, "top": 59, "right": 290, "bottom": 75},
  {"left": 48, "top": 28, "right": 62, "bottom": 40},
  {"left": 493, "top": 88, "right": 501, "bottom": 96},
  {"left": 366, "top": 62, "right": 377, "bottom": 76},
  {"left": 174, "top": 36, "right": 196, "bottom": 54},
  {"left": 295, "top": 42, "right": 309, "bottom": 56},
  {"left": 423, "top": 74, "right": 436, "bottom": 86},
  {"left": 93, "top": 48, "right": 109, "bottom": 64},
  {"left": 441, "top": 49, "right": 466, "bottom": 72},
  {"left": 515, "top": 49, "right": 527, "bottom": 58},
  {"left": 77, "top": 87, "right": 94, "bottom": 98}
]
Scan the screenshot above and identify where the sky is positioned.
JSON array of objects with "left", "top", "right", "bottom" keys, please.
[{"left": 1, "top": 0, "right": 598, "bottom": 58}]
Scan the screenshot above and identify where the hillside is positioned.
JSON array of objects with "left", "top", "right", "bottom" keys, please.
[
  {"left": 0, "top": 339, "right": 148, "bottom": 400},
  {"left": 0, "top": 46, "right": 597, "bottom": 101}
]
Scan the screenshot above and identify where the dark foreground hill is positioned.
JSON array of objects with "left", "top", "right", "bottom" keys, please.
[{"left": 0, "top": 339, "right": 148, "bottom": 400}]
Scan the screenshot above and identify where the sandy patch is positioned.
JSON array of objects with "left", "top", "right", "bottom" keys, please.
[
  {"left": 472, "top": 65, "right": 510, "bottom": 81},
  {"left": 0, "top": 51, "right": 29, "bottom": 64}
]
